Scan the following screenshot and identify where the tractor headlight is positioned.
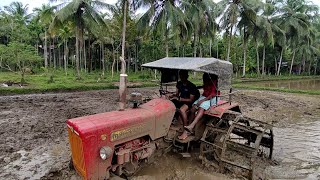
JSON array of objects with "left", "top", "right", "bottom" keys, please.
[{"left": 100, "top": 146, "right": 113, "bottom": 160}]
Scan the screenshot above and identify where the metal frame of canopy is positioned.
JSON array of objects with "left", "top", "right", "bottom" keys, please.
[{"left": 142, "top": 57, "right": 233, "bottom": 90}]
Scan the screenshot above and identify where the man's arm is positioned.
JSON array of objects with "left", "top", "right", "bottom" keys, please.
[
  {"left": 180, "top": 84, "right": 196, "bottom": 103},
  {"left": 196, "top": 84, "right": 216, "bottom": 105},
  {"left": 196, "top": 94, "right": 214, "bottom": 106},
  {"left": 175, "top": 87, "right": 179, "bottom": 97},
  {"left": 179, "top": 94, "right": 195, "bottom": 103}
]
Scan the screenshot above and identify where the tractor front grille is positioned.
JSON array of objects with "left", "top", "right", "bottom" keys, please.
[{"left": 68, "top": 127, "right": 86, "bottom": 178}]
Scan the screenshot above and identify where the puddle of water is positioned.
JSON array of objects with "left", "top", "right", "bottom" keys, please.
[
  {"left": 1, "top": 147, "right": 54, "bottom": 180},
  {"left": 134, "top": 153, "right": 232, "bottom": 180},
  {"left": 245, "top": 79, "right": 320, "bottom": 91},
  {"left": 267, "top": 116, "right": 320, "bottom": 179}
]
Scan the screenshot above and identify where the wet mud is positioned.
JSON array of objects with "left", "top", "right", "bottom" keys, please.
[{"left": 0, "top": 89, "right": 319, "bottom": 179}]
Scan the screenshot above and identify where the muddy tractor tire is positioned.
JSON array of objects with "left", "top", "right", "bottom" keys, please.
[{"left": 200, "top": 112, "right": 274, "bottom": 178}]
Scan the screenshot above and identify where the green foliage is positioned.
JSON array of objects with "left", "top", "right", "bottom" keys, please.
[
  {"left": 0, "top": 42, "right": 42, "bottom": 82},
  {"left": 0, "top": 0, "right": 319, "bottom": 93},
  {"left": 0, "top": 70, "right": 157, "bottom": 95}
]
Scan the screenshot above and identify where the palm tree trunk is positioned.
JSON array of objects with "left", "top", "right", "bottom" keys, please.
[
  {"left": 53, "top": 38, "right": 56, "bottom": 69},
  {"left": 199, "top": 35, "right": 202, "bottom": 57},
  {"left": 116, "top": 50, "right": 119, "bottom": 73},
  {"left": 298, "top": 55, "right": 302, "bottom": 75},
  {"left": 101, "top": 42, "right": 105, "bottom": 77},
  {"left": 84, "top": 39, "right": 87, "bottom": 72},
  {"left": 274, "top": 57, "right": 277, "bottom": 75},
  {"left": 176, "top": 45, "right": 180, "bottom": 57},
  {"left": 58, "top": 45, "right": 61, "bottom": 67},
  {"left": 36, "top": 43, "right": 38, "bottom": 55},
  {"left": 49, "top": 39, "right": 52, "bottom": 67},
  {"left": 64, "top": 39, "right": 68, "bottom": 75},
  {"left": 227, "top": 26, "right": 233, "bottom": 61},
  {"left": 308, "top": 58, "right": 312, "bottom": 76},
  {"left": 75, "top": 27, "right": 81, "bottom": 79},
  {"left": 135, "top": 44, "right": 138, "bottom": 73},
  {"left": 119, "top": 0, "right": 128, "bottom": 110},
  {"left": 209, "top": 39, "right": 212, "bottom": 57},
  {"left": 302, "top": 57, "right": 306, "bottom": 73},
  {"left": 193, "top": 32, "right": 197, "bottom": 57},
  {"left": 216, "top": 37, "right": 219, "bottom": 58},
  {"left": 289, "top": 50, "right": 296, "bottom": 75},
  {"left": 112, "top": 43, "right": 116, "bottom": 79},
  {"left": 44, "top": 30, "right": 48, "bottom": 69},
  {"left": 314, "top": 59, "right": 318, "bottom": 75},
  {"left": 165, "top": 30, "right": 169, "bottom": 57},
  {"left": 242, "top": 33, "right": 247, "bottom": 77},
  {"left": 255, "top": 41, "right": 260, "bottom": 75},
  {"left": 277, "top": 48, "right": 283, "bottom": 76},
  {"left": 262, "top": 46, "right": 265, "bottom": 75}
]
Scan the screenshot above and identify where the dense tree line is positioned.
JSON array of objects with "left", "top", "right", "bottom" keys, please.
[{"left": 0, "top": 0, "right": 319, "bottom": 82}]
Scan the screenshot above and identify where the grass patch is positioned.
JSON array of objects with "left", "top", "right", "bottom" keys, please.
[
  {"left": 232, "top": 75, "right": 320, "bottom": 84},
  {"left": 0, "top": 70, "right": 157, "bottom": 95},
  {"left": 1, "top": 70, "right": 319, "bottom": 95},
  {"left": 233, "top": 83, "right": 320, "bottom": 95}
]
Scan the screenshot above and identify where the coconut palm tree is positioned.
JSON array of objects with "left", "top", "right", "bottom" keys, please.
[
  {"left": 56, "top": 22, "right": 73, "bottom": 75},
  {"left": 1, "top": 2, "right": 33, "bottom": 43},
  {"left": 239, "top": 8, "right": 256, "bottom": 77},
  {"left": 218, "top": 0, "right": 240, "bottom": 62},
  {"left": 253, "top": 3, "right": 275, "bottom": 75},
  {"left": 182, "top": 0, "right": 217, "bottom": 57},
  {"left": 34, "top": 4, "right": 55, "bottom": 69},
  {"left": 274, "top": 0, "right": 311, "bottom": 75},
  {"left": 253, "top": 16, "right": 274, "bottom": 75},
  {"left": 137, "top": 0, "right": 188, "bottom": 57},
  {"left": 51, "top": 0, "right": 113, "bottom": 79},
  {"left": 3, "top": 2, "right": 31, "bottom": 23}
]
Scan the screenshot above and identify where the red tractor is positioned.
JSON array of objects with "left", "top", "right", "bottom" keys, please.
[{"left": 67, "top": 57, "right": 273, "bottom": 179}]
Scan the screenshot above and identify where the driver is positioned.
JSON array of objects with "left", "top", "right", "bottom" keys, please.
[
  {"left": 178, "top": 73, "right": 219, "bottom": 140},
  {"left": 171, "top": 70, "right": 199, "bottom": 129}
]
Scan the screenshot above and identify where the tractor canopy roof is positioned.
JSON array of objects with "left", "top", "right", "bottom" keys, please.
[{"left": 142, "top": 57, "right": 233, "bottom": 90}]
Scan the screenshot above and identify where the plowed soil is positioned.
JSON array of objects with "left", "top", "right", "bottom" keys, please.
[{"left": 0, "top": 88, "right": 319, "bottom": 180}]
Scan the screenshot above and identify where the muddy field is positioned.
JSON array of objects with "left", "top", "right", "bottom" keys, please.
[{"left": 0, "top": 88, "right": 319, "bottom": 180}]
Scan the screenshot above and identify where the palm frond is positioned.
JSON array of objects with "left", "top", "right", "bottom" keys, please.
[{"left": 91, "top": 0, "right": 114, "bottom": 11}]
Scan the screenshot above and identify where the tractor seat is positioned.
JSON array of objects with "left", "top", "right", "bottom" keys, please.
[{"left": 204, "top": 100, "right": 228, "bottom": 115}]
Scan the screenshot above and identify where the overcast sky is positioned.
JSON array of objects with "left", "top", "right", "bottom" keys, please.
[{"left": 0, "top": 0, "right": 319, "bottom": 14}]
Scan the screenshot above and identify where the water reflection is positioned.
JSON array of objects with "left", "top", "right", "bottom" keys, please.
[
  {"left": 247, "top": 79, "right": 320, "bottom": 91},
  {"left": 267, "top": 117, "right": 320, "bottom": 179}
]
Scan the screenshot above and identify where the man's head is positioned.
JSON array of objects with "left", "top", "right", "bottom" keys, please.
[
  {"left": 203, "top": 73, "right": 218, "bottom": 84},
  {"left": 179, "top": 70, "right": 189, "bottom": 82}
]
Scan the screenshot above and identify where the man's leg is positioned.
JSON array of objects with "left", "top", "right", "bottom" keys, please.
[
  {"left": 178, "top": 107, "right": 205, "bottom": 140},
  {"left": 188, "top": 106, "right": 197, "bottom": 124},
  {"left": 185, "top": 108, "right": 205, "bottom": 131},
  {"left": 179, "top": 104, "right": 189, "bottom": 126},
  {"left": 178, "top": 105, "right": 193, "bottom": 140}
]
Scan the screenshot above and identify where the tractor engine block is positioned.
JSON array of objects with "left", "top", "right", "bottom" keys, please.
[{"left": 111, "top": 137, "right": 156, "bottom": 176}]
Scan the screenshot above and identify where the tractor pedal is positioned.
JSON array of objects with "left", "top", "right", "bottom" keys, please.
[{"left": 180, "top": 152, "right": 191, "bottom": 158}]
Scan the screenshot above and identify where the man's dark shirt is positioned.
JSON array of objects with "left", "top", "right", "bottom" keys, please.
[{"left": 176, "top": 81, "right": 199, "bottom": 102}]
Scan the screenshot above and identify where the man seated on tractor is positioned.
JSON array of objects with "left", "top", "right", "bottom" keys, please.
[
  {"left": 171, "top": 70, "right": 199, "bottom": 130},
  {"left": 178, "top": 73, "right": 219, "bottom": 140}
]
